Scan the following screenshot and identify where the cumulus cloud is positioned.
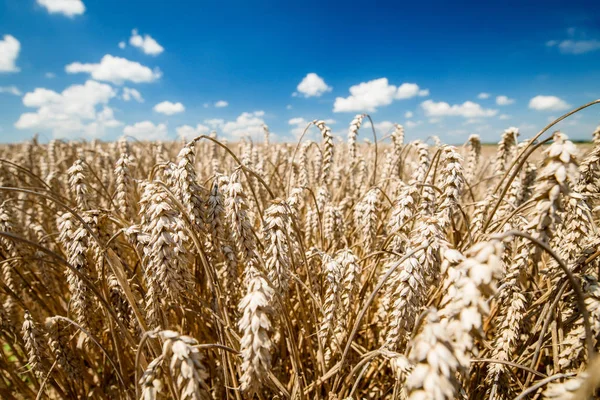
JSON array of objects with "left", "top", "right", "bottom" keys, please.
[
  {"left": 288, "top": 117, "right": 335, "bottom": 138},
  {"left": 496, "top": 95, "right": 515, "bottom": 105},
  {"left": 296, "top": 73, "right": 332, "bottom": 97},
  {"left": 396, "top": 83, "right": 427, "bottom": 99},
  {"left": 37, "top": 0, "right": 85, "bottom": 17},
  {"left": 129, "top": 29, "right": 164, "bottom": 56},
  {"left": 15, "top": 80, "right": 121, "bottom": 138},
  {"left": 374, "top": 121, "right": 395, "bottom": 133},
  {"left": 208, "top": 111, "right": 266, "bottom": 139},
  {"left": 334, "top": 78, "right": 397, "bottom": 112},
  {"left": 288, "top": 117, "right": 308, "bottom": 137},
  {"left": 196, "top": 112, "right": 272, "bottom": 139},
  {"left": 122, "top": 87, "right": 143, "bottom": 102},
  {"left": 118, "top": 41, "right": 126, "bottom": 49},
  {"left": 214, "top": 100, "right": 228, "bottom": 108},
  {"left": 547, "top": 39, "right": 600, "bottom": 54},
  {"left": 421, "top": 99, "right": 498, "bottom": 118},
  {"left": 405, "top": 111, "right": 413, "bottom": 119},
  {"left": 45, "top": 72, "right": 56, "bottom": 78},
  {"left": 528, "top": 95, "right": 571, "bottom": 111},
  {"left": 288, "top": 117, "right": 305, "bottom": 125},
  {"left": 123, "top": 121, "right": 168, "bottom": 141},
  {"left": 499, "top": 114, "right": 511, "bottom": 120},
  {"left": 406, "top": 120, "right": 422, "bottom": 128},
  {"left": 82, "top": 107, "right": 122, "bottom": 137},
  {"left": 333, "top": 78, "right": 428, "bottom": 112},
  {"left": 0, "top": 35, "right": 20, "bottom": 73},
  {"left": 0, "top": 86, "right": 21, "bottom": 96},
  {"left": 204, "top": 118, "right": 224, "bottom": 127},
  {"left": 65, "top": 55, "right": 162, "bottom": 84},
  {"left": 477, "top": 93, "right": 490, "bottom": 99},
  {"left": 176, "top": 124, "right": 210, "bottom": 140},
  {"left": 153, "top": 101, "right": 185, "bottom": 115}
]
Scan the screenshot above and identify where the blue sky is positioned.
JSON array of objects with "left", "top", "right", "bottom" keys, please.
[{"left": 1, "top": 0, "right": 600, "bottom": 143}]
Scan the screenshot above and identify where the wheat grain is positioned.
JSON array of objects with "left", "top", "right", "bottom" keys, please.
[
  {"left": 262, "top": 200, "right": 292, "bottom": 295},
  {"left": 0, "top": 116, "right": 598, "bottom": 399},
  {"left": 238, "top": 274, "right": 274, "bottom": 395},
  {"left": 406, "top": 240, "right": 503, "bottom": 400},
  {"left": 22, "top": 311, "right": 47, "bottom": 378}
]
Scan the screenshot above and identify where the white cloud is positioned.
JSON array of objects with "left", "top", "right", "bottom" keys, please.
[
  {"left": 45, "top": 72, "right": 56, "bottom": 78},
  {"left": 0, "top": 86, "right": 21, "bottom": 96},
  {"left": 15, "top": 80, "right": 121, "bottom": 138},
  {"left": 83, "top": 106, "right": 122, "bottom": 137},
  {"left": 123, "top": 121, "right": 168, "bottom": 141},
  {"left": 176, "top": 124, "right": 210, "bottom": 140},
  {"left": 65, "top": 54, "right": 162, "bottom": 84},
  {"left": 528, "top": 95, "right": 571, "bottom": 111},
  {"left": 406, "top": 120, "right": 422, "bottom": 128},
  {"left": 220, "top": 111, "right": 267, "bottom": 139},
  {"left": 288, "top": 117, "right": 335, "bottom": 138},
  {"left": 405, "top": 111, "right": 413, "bottom": 119},
  {"left": 0, "top": 35, "right": 20, "bottom": 73},
  {"left": 334, "top": 79, "right": 397, "bottom": 112},
  {"left": 153, "top": 101, "right": 185, "bottom": 115},
  {"left": 421, "top": 99, "right": 498, "bottom": 118},
  {"left": 288, "top": 117, "right": 307, "bottom": 138},
  {"left": 22, "top": 88, "right": 62, "bottom": 107},
  {"left": 203, "top": 103, "right": 210, "bottom": 108},
  {"left": 129, "top": 29, "right": 164, "bottom": 56},
  {"left": 122, "top": 87, "right": 143, "bottom": 102},
  {"left": 286, "top": 104, "right": 292, "bottom": 110},
  {"left": 203, "top": 112, "right": 269, "bottom": 139},
  {"left": 499, "top": 114, "right": 511, "bottom": 120},
  {"left": 477, "top": 92, "right": 490, "bottom": 99},
  {"left": 288, "top": 117, "right": 305, "bottom": 125},
  {"left": 205, "top": 118, "right": 224, "bottom": 128},
  {"left": 214, "top": 100, "right": 228, "bottom": 108},
  {"left": 37, "top": 0, "right": 85, "bottom": 17},
  {"left": 547, "top": 39, "right": 600, "bottom": 54},
  {"left": 496, "top": 95, "right": 515, "bottom": 105},
  {"left": 374, "top": 121, "right": 394, "bottom": 133},
  {"left": 333, "top": 78, "right": 428, "bottom": 112},
  {"left": 118, "top": 41, "right": 126, "bottom": 49},
  {"left": 396, "top": 83, "right": 427, "bottom": 99},
  {"left": 296, "top": 73, "right": 332, "bottom": 97}
]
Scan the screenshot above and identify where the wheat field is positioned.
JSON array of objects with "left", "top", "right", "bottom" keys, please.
[{"left": 1, "top": 114, "right": 600, "bottom": 400}]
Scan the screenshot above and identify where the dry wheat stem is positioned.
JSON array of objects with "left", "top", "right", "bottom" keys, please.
[{"left": 2, "top": 112, "right": 600, "bottom": 399}]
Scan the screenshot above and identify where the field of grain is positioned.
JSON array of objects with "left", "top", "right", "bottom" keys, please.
[{"left": 1, "top": 117, "right": 600, "bottom": 399}]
